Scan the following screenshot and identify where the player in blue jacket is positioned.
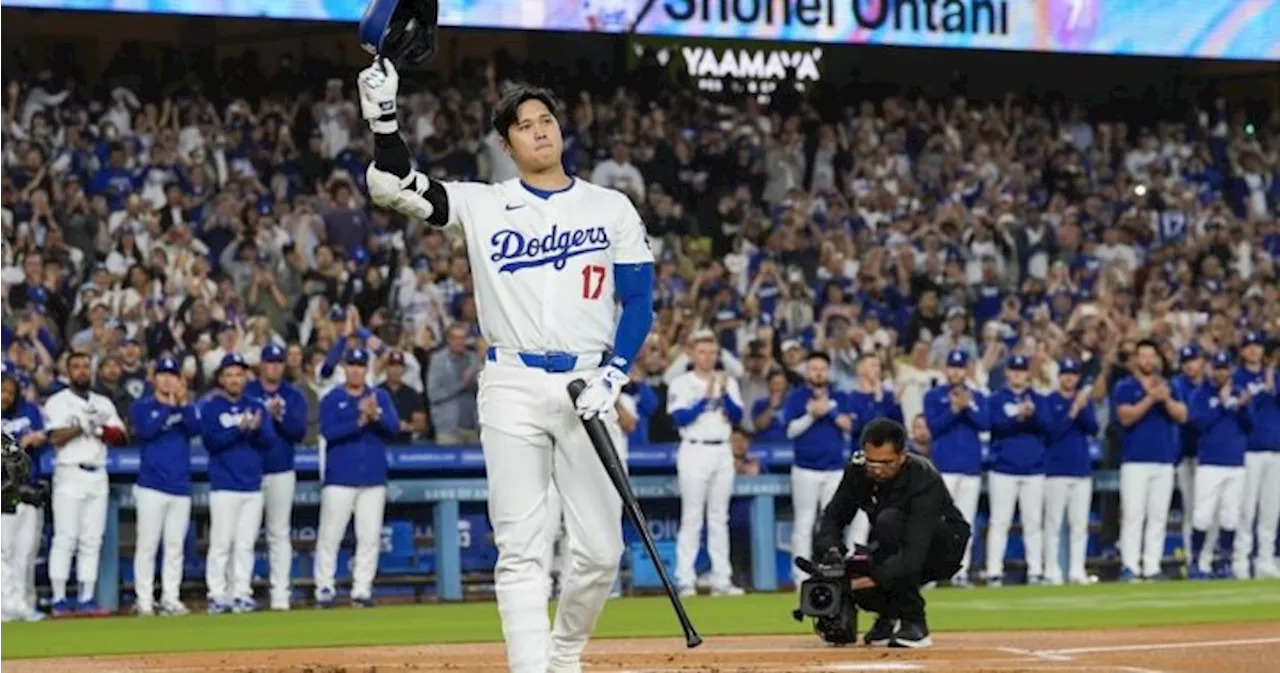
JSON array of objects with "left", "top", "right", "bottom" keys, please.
[
  {"left": 1170, "top": 345, "right": 1207, "bottom": 563},
  {"left": 1041, "top": 358, "right": 1099, "bottom": 585},
  {"left": 846, "top": 355, "right": 905, "bottom": 441},
  {"left": 2, "top": 361, "right": 48, "bottom": 622},
  {"left": 985, "top": 354, "right": 1052, "bottom": 586},
  {"left": 199, "top": 353, "right": 276, "bottom": 614},
  {"left": 1232, "top": 331, "right": 1280, "bottom": 579},
  {"left": 782, "top": 351, "right": 854, "bottom": 583},
  {"left": 1188, "top": 352, "right": 1250, "bottom": 579},
  {"left": 922, "top": 349, "right": 988, "bottom": 586},
  {"left": 245, "top": 343, "right": 309, "bottom": 611},
  {"left": 128, "top": 356, "right": 200, "bottom": 617},
  {"left": 315, "top": 347, "right": 400, "bottom": 608}
]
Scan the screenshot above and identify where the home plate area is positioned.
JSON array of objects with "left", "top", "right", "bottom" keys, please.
[{"left": 8, "top": 622, "right": 1279, "bottom": 673}]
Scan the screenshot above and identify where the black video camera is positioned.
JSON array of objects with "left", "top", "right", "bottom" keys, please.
[{"left": 790, "top": 547, "right": 871, "bottom": 645}]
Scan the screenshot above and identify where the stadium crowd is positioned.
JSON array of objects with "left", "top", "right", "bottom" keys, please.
[{"left": 3, "top": 47, "right": 1280, "bottom": 620}]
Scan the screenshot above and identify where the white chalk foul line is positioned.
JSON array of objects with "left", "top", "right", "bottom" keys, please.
[
  {"left": 1037, "top": 636, "right": 1280, "bottom": 656},
  {"left": 999, "top": 646, "right": 1075, "bottom": 662}
]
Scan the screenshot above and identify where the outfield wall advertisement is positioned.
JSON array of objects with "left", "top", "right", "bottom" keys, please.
[{"left": 7, "top": 0, "right": 1279, "bottom": 61}]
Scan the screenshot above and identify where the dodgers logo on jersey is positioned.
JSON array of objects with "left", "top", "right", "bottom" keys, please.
[{"left": 490, "top": 225, "right": 611, "bottom": 273}]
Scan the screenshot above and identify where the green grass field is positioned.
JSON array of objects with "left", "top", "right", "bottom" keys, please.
[{"left": 5, "top": 581, "right": 1280, "bottom": 660}]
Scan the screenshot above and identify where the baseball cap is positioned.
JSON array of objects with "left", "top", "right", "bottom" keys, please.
[
  {"left": 155, "top": 356, "right": 181, "bottom": 375},
  {"left": 329, "top": 306, "right": 347, "bottom": 322},
  {"left": 261, "top": 343, "right": 286, "bottom": 363},
  {"left": 217, "top": 352, "right": 249, "bottom": 375},
  {"left": 1007, "top": 354, "right": 1030, "bottom": 371},
  {"left": 781, "top": 339, "right": 804, "bottom": 353},
  {"left": 946, "top": 350, "right": 970, "bottom": 368},
  {"left": 387, "top": 350, "right": 406, "bottom": 367},
  {"left": 1211, "top": 351, "right": 1234, "bottom": 369},
  {"left": 345, "top": 347, "right": 371, "bottom": 366},
  {"left": 1058, "top": 358, "right": 1081, "bottom": 375},
  {"left": 1243, "top": 331, "right": 1265, "bottom": 347},
  {"left": 1, "top": 359, "right": 15, "bottom": 380},
  {"left": 1179, "top": 344, "right": 1202, "bottom": 363},
  {"left": 946, "top": 306, "right": 968, "bottom": 320}
]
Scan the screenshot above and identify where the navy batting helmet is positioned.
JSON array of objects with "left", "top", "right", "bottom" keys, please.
[{"left": 359, "top": 0, "right": 440, "bottom": 67}]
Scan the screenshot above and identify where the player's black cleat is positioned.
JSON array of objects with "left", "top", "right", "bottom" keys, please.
[
  {"left": 863, "top": 616, "right": 897, "bottom": 646},
  {"left": 888, "top": 620, "right": 932, "bottom": 648}
]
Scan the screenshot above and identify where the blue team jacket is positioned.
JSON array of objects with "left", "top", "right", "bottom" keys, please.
[
  {"left": 319, "top": 386, "right": 400, "bottom": 487},
  {"left": 2, "top": 400, "right": 47, "bottom": 483},
  {"left": 199, "top": 392, "right": 276, "bottom": 492},
  {"left": 1189, "top": 383, "right": 1249, "bottom": 467},
  {"left": 1110, "top": 376, "right": 1182, "bottom": 465},
  {"left": 1042, "top": 391, "right": 1100, "bottom": 478},
  {"left": 845, "top": 387, "right": 905, "bottom": 445},
  {"left": 130, "top": 395, "right": 201, "bottom": 496},
  {"left": 782, "top": 386, "right": 849, "bottom": 471},
  {"left": 627, "top": 383, "right": 659, "bottom": 446},
  {"left": 1234, "top": 367, "right": 1280, "bottom": 451},
  {"left": 988, "top": 387, "right": 1050, "bottom": 475},
  {"left": 923, "top": 384, "right": 988, "bottom": 476},
  {"left": 245, "top": 379, "right": 309, "bottom": 474},
  {"left": 1171, "top": 374, "right": 1206, "bottom": 460},
  {"left": 751, "top": 396, "right": 788, "bottom": 443}
]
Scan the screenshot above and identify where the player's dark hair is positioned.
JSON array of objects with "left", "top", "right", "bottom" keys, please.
[
  {"left": 66, "top": 351, "right": 92, "bottom": 367},
  {"left": 491, "top": 84, "right": 563, "bottom": 141},
  {"left": 1135, "top": 338, "right": 1161, "bottom": 353},
  {"left": 860, "top": 418, "right": 907, "bottom": 454},
  {"left": 807, "top": 351, "right": 831, "bottom": 365}
]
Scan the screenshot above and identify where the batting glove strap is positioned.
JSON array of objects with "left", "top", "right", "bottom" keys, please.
[
  {"left": 575, "top": 366, "right": 629, "bottom": 420},
  {"left": 367, "top": 164, "right": 434, "bottom": 221}
]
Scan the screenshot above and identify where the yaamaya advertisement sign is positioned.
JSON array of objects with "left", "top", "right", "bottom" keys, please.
[
  {"left": 630, "top": 37, "right": 826, "bottom": 102},
  {"left": 10, "top": 0, "right": 1280, "bottom": 62}
]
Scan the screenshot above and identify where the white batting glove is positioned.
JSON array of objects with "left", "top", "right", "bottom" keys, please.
[
  {"left": 367, "top": 163, "right": 435, "bottom": 221},
  {"left": 575, "top": 367, "right": 629, "bottom": 421},
  {"left": 357, "top": 58, "right": 399, "bottom": 133}
]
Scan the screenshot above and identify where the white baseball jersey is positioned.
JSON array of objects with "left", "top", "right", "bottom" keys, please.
[
  {"left": 42, "top": 389, "right": 123, "bottom": 467},
  {"left": 667, "top": 371, "right": 743, "bottom": 443},
  {"left": 441, "top": 178, "right": 652, "bottom": 356}
]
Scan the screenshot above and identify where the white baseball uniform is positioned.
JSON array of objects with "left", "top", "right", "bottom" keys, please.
[
  {"left": 43, "top": 388, "right": 123, "bottom": 604},
  {"left": 434, "top": 176, "right": 652, "bottom": 673},
  {"left": 667, "top": 370, "right": 743, "bottom": 593}
]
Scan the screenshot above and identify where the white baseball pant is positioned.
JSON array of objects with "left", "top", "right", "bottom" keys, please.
[
  {"left": 205, "top": 490, "right": 264, "bottom": 605},
  {"left": 48, "top": 466, "right": 109, "bottom": 602},
  {"left": 15, "top": 504, "right": 41, "bottom": 608},
  {"left": 262, "top": 471, "right": 297, "bottom": 608},
  {"left": 985, "top": 472, "right": 1045, "bottom": 580},
  {"left": 544, "top": 429, "right": 627, "bottom": 596},
  {"left": 477, "top": 365, "right": 624, "bottom": 673},
  {"left": 1118, "top": 462, "right": 1175, "bottom": 578},
  {"left": 1043, "top": 476, "right": 1092, "bottom": 584},
  {"left": 941, "top": 473, "right": 981, "bottom": 579},
  {"left": 1234, "top": 452, "right": 1280, "bottom": 577},
  {"left": 132, "top": 486, "right": 192, "bottom": 611},
  {"left": 675, "top": 439, "right": 735, "bottom": 591},
  {"left": 314, "top": 485, "right": 386, "bottom": 600},
  {"left": 790, "top": 466, "right": 843, "bottom": 584},
  {"left": 1191, "top": 464, "right": 1243, "bottom": 572},
  {"left": 1, "top": 512, "right": 27, "bottom": 617}
]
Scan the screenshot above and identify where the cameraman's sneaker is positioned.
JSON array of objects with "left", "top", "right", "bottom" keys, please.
[
  {"left": 888, "top": 620, "right": 932, "bottom": 648},
  {"left": 863, "top": 617, "right": 898, "bottom": 646}
]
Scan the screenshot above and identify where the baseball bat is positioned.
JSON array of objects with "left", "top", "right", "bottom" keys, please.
[{"left": 567, "top": 379, "right": 703, "bottom": 649}]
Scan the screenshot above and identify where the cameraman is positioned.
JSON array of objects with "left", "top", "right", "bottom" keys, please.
[{"left": 814, "top": 418, "right": 970, "bottom": 648}]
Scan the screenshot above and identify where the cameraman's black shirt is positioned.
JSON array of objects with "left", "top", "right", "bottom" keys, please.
[{"left": 815, "top": 453, "right": 966, "bottom": 589}]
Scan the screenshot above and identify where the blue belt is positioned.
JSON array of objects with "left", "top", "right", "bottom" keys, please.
[{"left": 486, "top": 347, "right": 608, "bottom": 374}]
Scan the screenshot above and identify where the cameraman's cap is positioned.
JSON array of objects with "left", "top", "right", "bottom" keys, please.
[
  {"left": 261, "top": 343, "right": 286, "bottom": 363},
  {"left": 1058, "top": 357, "right": 1081, "bottom": 375},
  {"left": 946, "top": 349, "right": 970, "bottom": 368},
  {"left": 1211, "top": 351, "right": 1234, "bottom": 369},
  {"left": 1008, "top": 354, "right": 1031, "bottom": 371},
  {"left": 155, "top": 356, "right": 181, "bottom": 375},
  {"left": 345, "top": 347, "right": 371, "bottom": 366},
  {"left": 1179, "top": 344, "right": 1202, "bottom": 363},
  {"left": 1243, "top": 331, "right": 1265, "bottom": 347},
  {"left": 329, "top": 306, "right": 347, "bottom": 322}
]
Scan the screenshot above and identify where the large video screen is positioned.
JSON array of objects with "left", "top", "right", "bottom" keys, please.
[{"left": 7, "top": 0, "right": 1278, "bottom": 62}]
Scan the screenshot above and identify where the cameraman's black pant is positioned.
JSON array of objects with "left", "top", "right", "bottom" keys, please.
[{"left": 853, "top": 508, "right": 958, "bottom": 624}]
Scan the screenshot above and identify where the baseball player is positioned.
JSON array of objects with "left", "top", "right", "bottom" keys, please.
[
  {"left": 985, "top": 354, "right": 1050, "bottom": 586},
  {"left": 128, "top": 356, "right": 199, "bottom": 616},
  {"left": 357, "top": 54, "right": 654, "bottom": 673},
  {"left": 245, "top": 343, "right": 309, "bottom": 610},
  {"left": 1187, "top": 352, "right": 1249, "bottom": 578},
  {"left": 1170, "top": 345, "right": 1208, "bottom": 566},
  {"left": 1233, "top": 332, "right": 1280, "bottom": 579},
  {"left": 1111, "top": 340, "right": 1187, "bottom": 581},
  {"left": 2, "top": 363, "right": 47, "bottom": 622},
  {"left": 923, "top": 350, "right": 988, "bottom": 587},
  {"left": 315, "top": 347, "right": 400, "bottom": 608},
  {"left": 668, "top": 331, "right": 746, "bottom": 597},
  {"left": 43, "top": 351, "right": 128, "bottom": 616},
  {"left": 1041, "top": 358, "right": 1099, "bottom": 585},
  {"left": 783, "top": 351, "right": 854, "bottom": 585},
  {"left": 199, "top": 353, "right": 277, "bottom": 614}
]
